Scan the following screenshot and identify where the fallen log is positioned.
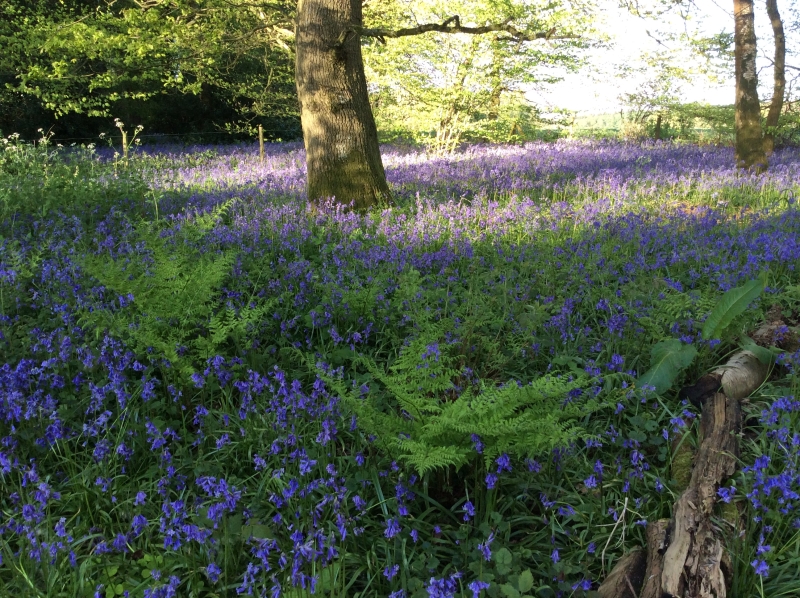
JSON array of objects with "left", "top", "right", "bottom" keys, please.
[
  {"left": 660, "top": 393, "right": 740, "bottom": 597},
  {"left": 658, "top": 338, "right": 771, "bottom": 597},
  {"left": 712, "top": 350, "right": 769, "bottom": 400},
  {"left": 596, "top": 547, "right": 647, "bottom": 598},
  {"left": 601, "top": 312, "right": 785, "bottom": 596}
]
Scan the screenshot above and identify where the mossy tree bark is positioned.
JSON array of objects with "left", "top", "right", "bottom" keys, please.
[
  {"left": 733, "top": 0, "right": 768, "bottom": 171},
  {"left": 763, "top": 0, "right": 785, "bottom": 156},
  {"left": 295, "top": 0, "right": 392, "bottom": 210}
]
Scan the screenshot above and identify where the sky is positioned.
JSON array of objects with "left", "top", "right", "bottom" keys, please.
[{"left": 533, "top": 1, "right": 739, "bottom": 115}]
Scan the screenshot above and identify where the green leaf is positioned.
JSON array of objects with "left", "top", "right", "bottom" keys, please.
[
  {"left": 702, "top": 273, "right": 766, "bottom": 340},
  {"left": 494, "top": 547, "right": 513, "bottom": 567},
  {"left": 638, "top": 339, "right": 697, "bottom": 394},
  {"left": 518, "top": 569, "right": 534, "bottom": 593},
  {"left": 242, "top": 524, "right": 273, "bottom": 540},
  {"left": 739, "top": 335, "right": 777, "bottom": 365},
  {"left": 502, "top": 584, "right": 521, "bottom": 598}
]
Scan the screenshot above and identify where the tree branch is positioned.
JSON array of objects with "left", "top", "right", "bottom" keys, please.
[{"left": 341, "top": 15, "right": 575, "bottom": 45}]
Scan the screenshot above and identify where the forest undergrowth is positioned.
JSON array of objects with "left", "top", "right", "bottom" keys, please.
[{"left": 1, "top": 135, "right": 800, "bottom": 597}]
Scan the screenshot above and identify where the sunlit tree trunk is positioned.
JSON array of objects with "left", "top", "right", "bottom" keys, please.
[
  {"left": 295, "top": 0, "right": 391, "bottom": 209},
  {"left": 733, "top": 0, "right": 767, "bottom": 170},
  {"left": 763, "top": 0, "right": 785, "bottom": 156}
]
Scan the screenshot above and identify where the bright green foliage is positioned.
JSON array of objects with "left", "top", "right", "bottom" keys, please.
[
  {"left": 78, "top": 204, "right": 240, "bottom": 379},
  {"left": 0, "top": 132, "right": 148, "bottom": 222},
  {"left": 638, "top": 338, "right": 697, "bottom": 395},
  {"left": 363, "top": 0, "right": 596, "bottom": 148},
  {"left": 702, "top": 272, "right": 767, "bottom": 341},
  {"left": 2, "top": 0, "right": 297, "bottom": 128},
  {"left": 637, "top": 273, "right": 769, "bottom": 395},
  {"left": 327, "top": 322, "right": 598, "bottom": 475}
]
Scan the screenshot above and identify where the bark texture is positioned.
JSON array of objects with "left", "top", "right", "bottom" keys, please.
[
  {"left": 713, "top": 350, "right": 769, "bottom": 400},
  {"left": 596, "top": 548, "right": 646, "bottom": 598},
  {"left": 640, "top": 520, "right": 670, "bottom": 598},
  {"left": 295, "top": 0, "right": 391, "bottom": 209},
  {"left": 763, "top": 0, "right": 785, "bottom": 156},
  {"left": 733, "top": 0, "right": 767, "bottom": 170},
  {"left": 661, "top": 393, "right": 740, "bottom": 598}
]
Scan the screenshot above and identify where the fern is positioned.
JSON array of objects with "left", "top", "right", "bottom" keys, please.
[
  {"left": 322, "top": 320, "right": 599, "bottom": 475},
  {"left": 77, "top": 206, "right": 246, "bottom": 379}
]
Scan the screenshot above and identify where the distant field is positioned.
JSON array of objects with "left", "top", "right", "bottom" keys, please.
[{"left": 571, "top": 112, "right": 623, "bottom": 132}]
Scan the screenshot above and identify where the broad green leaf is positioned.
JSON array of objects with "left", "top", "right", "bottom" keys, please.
[
  {"left": 518, "top": 569, "right": 534, "bottom": 593},
  {"left": 638, "top": 339, "right": 698, "bottom": 395},
  {"left": 502, "top": 584, "right": 521, "bottom": 598},
  {"left": 739, "top": 335, "right": 778, "bottom": 365},
  {"left": 702, "top": 273, "right": 767, "bottom": 340}
]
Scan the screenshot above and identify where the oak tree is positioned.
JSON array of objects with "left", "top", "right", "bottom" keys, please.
[{"left": 295, "top": 0, "right": 588, "bottom": 208}]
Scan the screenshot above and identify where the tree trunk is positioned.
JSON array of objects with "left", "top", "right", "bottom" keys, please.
[
  {"left": 733, "top": 0, "right": 767, "bottom": 171},
  {"left": 763, "top": 0, "right": 785, "bottom": 156},
  {"left": 295, "top": 0, "right": 392, "bottom": 209}
]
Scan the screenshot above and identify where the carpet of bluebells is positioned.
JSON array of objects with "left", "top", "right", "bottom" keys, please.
[{"left": 1, "top": 136, "right": 800, "bottom": 598}]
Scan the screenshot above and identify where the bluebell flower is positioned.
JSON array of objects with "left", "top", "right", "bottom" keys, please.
[
  {"left": 751, "top": 559, "right": 769, "bottom": 577},
  {"left": 477, "top": 532, "right": 494, "bottom": 560},
  {"left": 463, "top": 500, "right": 475, "bottom": 521},
  {"left": 717, "top": 486, "right": 735, "bottom": 503},
  {"left": 572, "top": 578, "right": 592, "bottom": 591},
  {"left": 468, "top": 580, "right": 490, "bottom": 597},
  {"left": 384, "top": 518, "right": 400, "bottom": 539},
  {"left": 496, "top": 454, "right": 511, "bottom": 473}
]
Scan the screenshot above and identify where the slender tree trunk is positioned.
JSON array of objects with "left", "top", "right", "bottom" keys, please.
[
  {"left": 733, "top": 0, "right": 767, "bottom": 170},
  {"left": 295, "top": 0, "right": 391, "bottom": 209},
  {"left": 763, "top": 0, "right": 785, "bottom": 156}
]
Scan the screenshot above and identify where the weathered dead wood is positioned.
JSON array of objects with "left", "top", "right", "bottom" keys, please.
[
  {"left": 655, "top": 319, "right": 777, "bottom": 597},
  {"left": 640, "top": 519, "right": 670, "bottom": 598},
  {"left": 670, "top": 431, "right": 694, "bottom": 491},
  {"left": 660, "top": 393, "right": 741, "bottom": 597},
  {"left": 679, "top": 372, "right": 722, "bottom": 409},
  {"left": 712, "top": 351, "right": 769, "bottom": 400},
  {"left": 596, "top": 547, "right": 646, "bottom": 598}
]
